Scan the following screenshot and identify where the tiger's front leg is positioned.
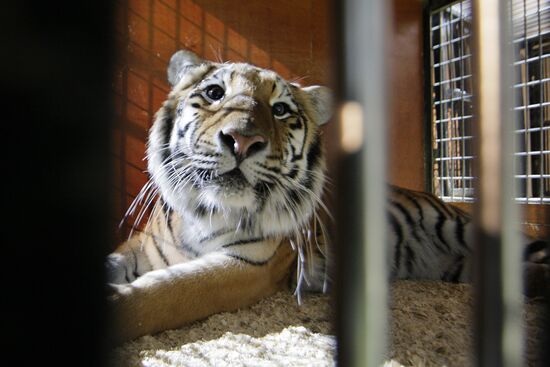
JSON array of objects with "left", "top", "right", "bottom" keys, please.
[{"left": 108, "top": 239, "right": 296, "bottom": 344}]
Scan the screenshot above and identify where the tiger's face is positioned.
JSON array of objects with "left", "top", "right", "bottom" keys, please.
[{"left": 148, "top": 50, "right": 332, "bottom": 237}]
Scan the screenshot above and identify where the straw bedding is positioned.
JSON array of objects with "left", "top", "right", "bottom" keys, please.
[{"left": 110, "top": 280, "right": 546, "bottom": 367}]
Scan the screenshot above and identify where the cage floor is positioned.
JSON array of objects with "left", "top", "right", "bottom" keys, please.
[{"left": 110, "top": 280, "right": 546, "bottom": 367}]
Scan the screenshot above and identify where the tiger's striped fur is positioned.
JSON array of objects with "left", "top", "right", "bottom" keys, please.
[
  {"left": 387, "top": 185, "right": 474, "bottom": 282},
  {"left": 107, "top": 50, "right": 331, "bottom": 342},
  {"left": 387, "top": 186, "right": 548, "bottom": 288}
]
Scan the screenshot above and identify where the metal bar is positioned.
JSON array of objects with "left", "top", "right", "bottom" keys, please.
[
  {"left": 437, "top": 175, "right": 476, "bottom": 179},
  {"left": 434, "top": 73, "right": 472, "bottom": 87},
  {"left": 515, "top": 125, "right": 550, "bottom": 133},
  {"left": 461, "top": 0, "right": 467, "bottom": 201},
  {"left": 439, "top": 9, "right": 446, "bottom": 197},
  {"left": 424, "top": 1, "right": 435, "bottom": 194},
  {"left": 513, "top": 76, "right": 550, "bottom": 88},
  {"left": 513, "top": 52, "right": 550, "bottom": 66},
  {"left": 436, "top": 115, "right": 474, "bottom": 123},
  {"left": 513, "top": 100, "right": 550, "bottom": 109},
  {"left": 472, "top": 0, "right": 523, "bottom": 366},
  {"left": 523, "top": 0, "right": 533, "bottom": 199},
  {"left": 515, "top": 173, "right": 550, "bottom": 178},
  {"left": 538, "top": 0, "right": 544, "bottom": 203},
  {"left": 338, "top": 0, "right": 390, "bottom": 366},
  {"left": 446, "top": 12, "right": 455, "bottom": 200},
  {"left": 515, "top": 197, "right": 550, "bottom": 202},
  {"left": 433, "top": 53, "right": 472, "bottom": 68},
  {"left": 436, "top": 135, "right": 475, "bottom": 142},
  {"left": 434, "top": 93, "right": 475, "bottom": 104},
  {"left": 435, "top": 155, "right": 474, "bottom": 161},
  {"left": 514, "top": 150, "right": 550, "bottom": 156}
]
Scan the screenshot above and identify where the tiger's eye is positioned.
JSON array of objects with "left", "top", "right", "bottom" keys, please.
[
  {"left": 272, "top": 102, "right": 289, "bottom": 117},
  {"left": 205, "top": 85, "right": 225, "bottom": 101}
]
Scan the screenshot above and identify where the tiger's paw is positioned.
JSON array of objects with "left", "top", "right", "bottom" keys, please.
[
  {"left": 105, "top": 253, "right": 135, "bottom": 285},
  {"left": 105, "top": 282, "right": 125, "bottom": 298}
]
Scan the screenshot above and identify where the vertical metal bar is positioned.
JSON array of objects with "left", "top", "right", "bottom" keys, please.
[
  {"left": 338, "top": 0, "right": 390, "bottom": 366},
  {"left": 472, "top": 0, "right": 523, "bottom": 366},
  {"left": 523, "top": 0, "right": 533, "bottom": 200},
  {"left": 500, "top": 0, "right": 524, "bottom": 360},
  {"left": 440, "top": 9, "right": 446, "bottom": 198},
  {"left": 425, "top": 6, "right": 436, "bottom": 194},
  {"left": 447, "top": 10, "right": 456, "bottom": 201},
  {"left": 538, "top": 0, "right": 544, "bottom": 203},
  {"left": 460, "top": 0, "right": 467, "bottom": 202}
]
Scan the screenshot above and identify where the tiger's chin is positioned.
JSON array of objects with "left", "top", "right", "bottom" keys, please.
[
  {"left": 214, "top": 168, "right": 249, "bottom": 188},
  {"left": 202, "top": 178, "right": 258, "bottom": 212},
  {"left": 207, "top": 190, "right": 258, "bottom": 212}
]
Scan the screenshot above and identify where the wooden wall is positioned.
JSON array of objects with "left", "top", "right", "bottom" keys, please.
[{"left": 388, "top": 0, "right": 426, "bottom": 191}]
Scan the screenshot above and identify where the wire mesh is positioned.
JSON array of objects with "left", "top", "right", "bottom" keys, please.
[{"left": 429, "top": 0, "right": 550, "bottom": 204}]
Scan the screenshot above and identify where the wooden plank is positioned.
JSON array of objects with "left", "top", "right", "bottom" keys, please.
[
  {"left": 450, "top": 202, "right": 549, "bottom": 239},
  {"left": 388, "top": 0, "right": 426, "bottom": 191}
]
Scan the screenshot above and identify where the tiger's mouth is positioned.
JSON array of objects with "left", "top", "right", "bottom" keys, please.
[
  {"left": 220, "top": 168, "right": 246, "bottom": 181},
  {"left": 211, "top": 168, "right": 249, "bottom": 188}
]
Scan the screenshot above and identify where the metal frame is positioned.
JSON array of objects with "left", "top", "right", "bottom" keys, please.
[
  {"left": 427, "top": 0, "right": 476, "bottom": 202},
  {"left": 336, "top": 0, "right": 390, "bottom": 365},
  {"left": 427, "top": 0, "right": 550, "bottom": 204}
]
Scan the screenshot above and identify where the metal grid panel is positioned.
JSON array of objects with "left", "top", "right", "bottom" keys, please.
[
  {"left": 513, "top": 0, "right": 550, "bottom": 203},
  {"left": 430, "top": 0, "right": 550, "bottom": 204},
  {"left": 430, "top": 0, "right": 475, "bottom": 202}
]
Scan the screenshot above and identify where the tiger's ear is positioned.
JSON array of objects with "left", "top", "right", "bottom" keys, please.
[
  {"left": 302, "top": 86, "right": 333, "bottom": 126},
  {"left": 168, "top": 50, "right": 204, "bottom": 86}
]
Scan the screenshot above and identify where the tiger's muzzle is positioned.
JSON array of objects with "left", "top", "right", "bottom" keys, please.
[{"left": 219, "top": 128, "right": 267, "bottom": 162}]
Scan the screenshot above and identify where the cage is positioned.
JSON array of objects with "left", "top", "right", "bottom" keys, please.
[
  {"left": 5, "top": 1, "right": 548, "bottom": 366},
  {"left": 108, "top": 0, "right": 549, "bottom": 366}
]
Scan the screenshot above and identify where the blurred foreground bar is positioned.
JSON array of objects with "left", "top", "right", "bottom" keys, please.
[
  {"left": 336, "top": 0, "right": 391, "bottom": 366},
  {"left": 472, "top": 0, "right": 523, "bottom": 366}
]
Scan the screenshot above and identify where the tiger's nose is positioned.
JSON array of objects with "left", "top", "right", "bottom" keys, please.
[{"left": 219, "top": 130, "right": 267, "bottom": 159}]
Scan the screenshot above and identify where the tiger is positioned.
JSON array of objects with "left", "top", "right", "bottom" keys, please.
[
  {"left": 106, "top": 50, "right": 331, "bottom": 343},
  {"left": 107, "top": 49, "right": 549, "bottom": 344}
]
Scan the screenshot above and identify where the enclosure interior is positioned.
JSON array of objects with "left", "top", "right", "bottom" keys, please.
[{"left": 111, "top": 0, "right": 548, "bottom": 243}]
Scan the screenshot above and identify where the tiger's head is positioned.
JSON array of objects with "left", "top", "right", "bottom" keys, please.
[{"left": 148, "top": 50, "right": 332, "bottom": 238}]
